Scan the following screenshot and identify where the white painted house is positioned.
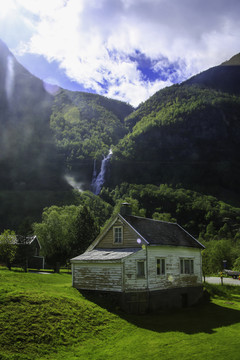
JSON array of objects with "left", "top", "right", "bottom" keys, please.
[{"left": 71, "top": 204, "right": 205, "bottom": 313}]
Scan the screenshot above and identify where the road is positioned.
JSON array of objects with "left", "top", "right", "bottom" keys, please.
[{"left": 204, "top": 276, "right": 240, "bottom": 286}]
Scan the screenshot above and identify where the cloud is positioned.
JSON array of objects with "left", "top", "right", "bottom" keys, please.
[{"left": 4, "top": 0, "right": 240, "bottom": 106}]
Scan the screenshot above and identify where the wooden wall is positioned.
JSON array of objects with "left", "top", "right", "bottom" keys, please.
[
  {"left": 96, "top": 217, "right": 143, "bottom": 249},
  {"left": 72, "top": 262, "right": 122, "bottom": 292},
  {"left": 123, "top": 246, "right": 202, "bottom": 292}
]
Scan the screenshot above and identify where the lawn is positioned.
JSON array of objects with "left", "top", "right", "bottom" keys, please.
[{"left": 1, "top": 267, "right": 240, "bottom": 360}]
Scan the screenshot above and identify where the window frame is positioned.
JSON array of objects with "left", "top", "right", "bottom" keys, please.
[
  {"left": 180, "top": 258, "right": 194, "bottom": 275},
  {"left": 156, "top": 258, "right": 166, "bottom": 276},
  {"left": 137, "top": 260, "right": 146, "bottom": 278},
  {"left": 113, "top": 226, "right": 123, "bottom": 244}
]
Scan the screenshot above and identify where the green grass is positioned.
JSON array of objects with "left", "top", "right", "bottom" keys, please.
[{"left": 1, "top": 268, "right": 240, "bottom": 360}]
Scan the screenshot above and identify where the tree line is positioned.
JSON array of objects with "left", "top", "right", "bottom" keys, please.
[{"left": 1, "top": 183, "right": 240, "bottom": 274}]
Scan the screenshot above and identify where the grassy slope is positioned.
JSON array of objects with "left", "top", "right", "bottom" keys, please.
[{"left": 1, "top": 269, "right": 240, "bottom": 360}]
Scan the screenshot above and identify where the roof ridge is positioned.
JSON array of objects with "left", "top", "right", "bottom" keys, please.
[{"left": 123, "top": 214, "right": 177, "bottom": 225}]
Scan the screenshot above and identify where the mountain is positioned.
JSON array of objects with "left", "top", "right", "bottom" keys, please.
[
  {"left": 184, "top": 58, "right": 240, "bottom": 95},
  {"left": 0, "top": 40, "right": 133, "bottom": 230},
  {"left": 221, "top": 53, "right": 240, "bottom": 66},
  {"left": 49, "top": 88, "right": 133, "bottom": 187},
  {"left": 1, "top": 38, "right": 240, "bottom": 231},
  {"left": 0, "top": 39, "right": 65, "bottom": 191},
  {"left": 110, "top": 58, "right": 240, "bottom": 203}
]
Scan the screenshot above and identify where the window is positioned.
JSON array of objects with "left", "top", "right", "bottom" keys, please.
[
  {"left": 156, "top": 258, "right": 165, "bottom": 275},
  {"left": 137, "top": 261, "right": 145, "bottom": 277},
  {"left": 113, "top": 226, "right": 123, "bottom": 244},
  {"left": 180, "top": 259, "right": 194, "bottom": 274}
]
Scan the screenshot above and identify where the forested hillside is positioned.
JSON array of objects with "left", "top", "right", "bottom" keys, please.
[
  {"left": 0, "top": 40, "right": 133, "bottom": 230},
  {"left": 50, "top": 89, "right": 133, "bottom": 164},
  {"left": 1, "top": 37, "right": 240, "bottom": 244},
  {"left": 110, "top": 70, "right": 240, "bottom": 202}
]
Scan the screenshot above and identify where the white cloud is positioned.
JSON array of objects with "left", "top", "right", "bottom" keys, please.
[{"left": 4, "top": 0, "right": 240, "bottom": 106}]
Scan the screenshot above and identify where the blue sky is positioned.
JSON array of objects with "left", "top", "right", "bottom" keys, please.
[{"left": 0, "top": 0, "right": 240, "bottom": 106}]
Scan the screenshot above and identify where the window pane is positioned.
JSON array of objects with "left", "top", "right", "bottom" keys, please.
[
  {"left": 161, "top": 259, "right": 165, "bottom": 275},
  {"left": 157, "top": 259, "right": 165, "bottom": 275},
  {"left": 180, "top": 259, "right": 194, "bottom": 274},
  {"left": 114, "top": 227, "right": 122, "bottom": 243},
  {"left": 137, "top": 261, "right": 145, "bottom": 277},
  {"left": 180, "top": 259, "right": 184, "bottom": 274},
  {"left": 190, "top": 260, "right": 194, "bottom": 274},
  {"left": 157, "top": 259, "right": 160, "bottom": 275},
  {"left": 185, "top": 260, "right": 190, "bottom": 274}
]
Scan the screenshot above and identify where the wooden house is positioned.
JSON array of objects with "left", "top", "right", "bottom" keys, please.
[
  {"left": 71, "top": 204, "right": 205, "bottom": 313},
  {"left": 15, "top": 235, "right": 44, "bottom": 269}
]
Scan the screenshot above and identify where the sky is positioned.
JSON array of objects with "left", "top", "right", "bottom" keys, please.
[{"left": 0, "top": 0, "right": 240, "bottom": 107}]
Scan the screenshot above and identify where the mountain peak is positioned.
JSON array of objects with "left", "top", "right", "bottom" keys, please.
[{"left": 221, "top": 53, "right": 240, "bottom": 66}]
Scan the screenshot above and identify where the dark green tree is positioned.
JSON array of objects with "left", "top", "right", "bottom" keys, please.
[
  {"left": 72, "top": 206, "right": 99, "bottom": 257},
  {"left": 0, "top": 230, "right": 17, "bottom": 270}
]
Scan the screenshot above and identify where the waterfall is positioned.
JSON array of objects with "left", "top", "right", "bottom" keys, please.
[
  {"left": 5, "top": 55, "right": 14, "bottom": 102},
  {"left": 91, "top": 149, "right": 112, "bottom": 195}
]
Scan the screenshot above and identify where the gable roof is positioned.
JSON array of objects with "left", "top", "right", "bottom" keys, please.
[
  {"left": 122, "top": 215, "right": 204, "bottom": 249},
  {"left": 87, "top": 213, "right": 204, "bottom": 252},
  {"left": 14, "top": 235, "right": 41, "bottom": 247}
]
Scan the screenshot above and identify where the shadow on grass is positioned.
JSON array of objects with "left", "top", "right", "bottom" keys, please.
[
  {"left": 82, "top": 290, "right": 240, "bottom": 335},
  {"left": 123, "top": 302, "right": 240, "bottom": 335}
]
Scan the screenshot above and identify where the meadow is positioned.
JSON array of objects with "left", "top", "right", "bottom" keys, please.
[{"left": 1, "top": 267, "right": 240, "bottom": 360}]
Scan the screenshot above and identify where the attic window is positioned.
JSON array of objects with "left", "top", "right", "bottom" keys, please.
[{"left": 113, "top": 226, "right": 123, "bottom": 244}]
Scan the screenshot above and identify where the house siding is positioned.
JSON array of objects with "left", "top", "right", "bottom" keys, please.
[
  {"left": 147, "top": 246, "right": 202, "bottom": 291},
  {"left": 71, "top": 213, "right": 205, "bottom": 313},
  {"left": 122, "top": 246, "right": 202, "bottom": 292},
  {"left": 96, "top": 218, "right": 143, "bottom": 249},
  {"left": 123, "top": 249, "right": 148, "bottom": 291},
  {"left": 72, "top": 262, "right": 122, "bottom": 292}
]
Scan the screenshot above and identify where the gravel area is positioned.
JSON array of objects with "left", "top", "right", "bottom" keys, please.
[{"left": 204, "top": 276, "right": 240, "bottom": 286}]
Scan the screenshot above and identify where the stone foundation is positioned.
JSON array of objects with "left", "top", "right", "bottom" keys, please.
[{"left": 80, "top": 286, "right": 204, "bottom": 314}]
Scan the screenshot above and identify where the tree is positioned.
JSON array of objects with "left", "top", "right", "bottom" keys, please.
[
  {"left": 0, "top": 230, "right": 17, "bottom": 270},
  {"left": 33, "top": 206, "right": 78, "bottom": 272},
  {"left": 152, "top": 212, "right": 176, "bottom": 222},
  {"left": 33, "top": 205, "right": 100, "bottom": 271},
  {"left": 72, "top": 206, "right": 99, "bottom": 257},
  {"left": 202, "top": 239, "right": 238, "bottom": 274}
]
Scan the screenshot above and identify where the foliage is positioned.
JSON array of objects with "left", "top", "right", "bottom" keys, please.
[
  {"left": 152, "top": 212, "right": 177, "bottom": 222},
  {"left": 233, "top": 257, "right": 240, "bottom": 271},
  {"left": 33, "top": 204, "right": 100, "bottom": 269},
  {"left": 101, "top": 183, "right": 240, "bottom": 240},
  {"left": 0, "top": 230, "right": 16, "bottom": 270},
  {"left": 111, "top": 85, "right": 240, "bottom": 200},
  {"left": 121, "top": 85, "right": 240, "bottom": 147},
  {"left": 50, "top": 90, "right": 133, "bottom": 164},
  {"left": 202, "top": 239, "right": 239, "bottom": 275},
  {"left": 71, "top": 190, "right": 113, "bottom": 228},
  {"left": 72, "top": 205, "right": 99, "bottom": 257}
]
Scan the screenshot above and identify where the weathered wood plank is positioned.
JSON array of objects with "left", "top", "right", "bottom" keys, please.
[
  {"left": 73, "top": 263, "right": 122, "bottom": 292},
  {"left": 96, "top": 218, "right": 143, "bottom": 249}
]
